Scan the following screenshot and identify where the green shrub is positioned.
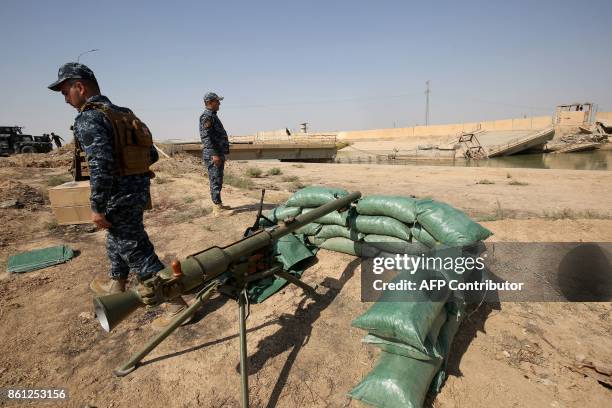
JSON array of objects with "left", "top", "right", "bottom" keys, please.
[
  {"left": 46, "top": 174, "right": 72, "bottom": 187},
  {"left": 225, "top": 172, "right": 254, "bottom": 189},
  {"left": 476, "top": 179, "right": 495, "bottom": 185},
  {"left": 281, "top": 175, "right": 299, "bottom": 182},
  {"left": 245, "top": 167, "right": 263, "bottom": 178}
]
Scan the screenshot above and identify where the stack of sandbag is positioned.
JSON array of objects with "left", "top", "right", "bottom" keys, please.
[
  {"left": 261, "top": 190, "right": 493, "bottom": 257},
  {"left": 319, "top": 195, "right": 492, "bottom": 256},
  {"left": 354, "top": 195, "right": 493, "bottom": 252},
  {"left": 349, "top": 271, "right": 468, "bottom": 408},
  {"left": 287, "top": 187, "right": 353, "bottom": 244},
  {"left": 260, "top": 186, "right": 357, "bottom": 246},
  {"left": 352, "top": 195, "right": 426, "bottom": 255}
]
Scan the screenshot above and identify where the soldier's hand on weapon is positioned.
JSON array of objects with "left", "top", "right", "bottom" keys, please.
[
  {"left": 92, "top": 212, "right": 112, "bottom": 229},
  {"left": 212, "top": 155, "right": 222, "bottom": 168}
]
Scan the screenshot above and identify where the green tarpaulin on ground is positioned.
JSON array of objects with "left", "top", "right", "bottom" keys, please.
[
  {"left": 7, "top": 245, "right": 74, "bottom": 273},
  {"left": 246, "top": 233, "right": 318, "bottom": 303}
]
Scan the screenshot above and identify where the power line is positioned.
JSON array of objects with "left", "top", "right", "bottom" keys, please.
[{"left": 76, "top": 49, "right": 99, "bottom": 62}]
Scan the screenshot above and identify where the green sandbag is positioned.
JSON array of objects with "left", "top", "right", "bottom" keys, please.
[
  {"left": 285, "top": 186, "right": 349, "bottom": 207},
  {"left": 316, "top": 225, "right": 364, "bottom": 241},
  {"left": 364, "top": 234, "right": 406, "bottom": 243},
  {"left": 352, "top": 272, "right": 449, "bottom": 353},
  {"left": 319, "top": 237, "right": 381, "bottom": 257},
  {"left": 362, "top": 308, "right": 447, "bottom": 361},
  {"left": 356, "top": 195, "right": 417, "bottom": 223},
  {"left": 411, "top": 224, "right": 439, "bottom": 248},
  {"left": 301, "top": 207, "right": 352, "bottom": 226},
  {"left": 416, "top": 199, "right": 493, "bottom": 246},
  {"left": 259, "top": 205, "right": 301, "bottom": 226},
  {"left": 352, "top": 215, "right": 411, "bottom": 241},
  {"left": 430, "top": 301, "right": 467, "bottom": 394},
  {"left": 349, "top": 351, "right": 442, "bottom": 408},
  {"left": 294, "top": 223, "right": 322, "bottom": 236},
  {"left": 320, "top": 237, "right": 360, "bottom": 256},
  {"left": 364, "top": 235, "right": 431, "bottom": 255},
  {"left": 306, "top": 235, "right": 326, "bottom": 247}
]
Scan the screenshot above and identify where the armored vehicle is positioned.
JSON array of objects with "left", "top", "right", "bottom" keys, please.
[{"left": 0, "top": 126, "right": 53, "bottom": 156}]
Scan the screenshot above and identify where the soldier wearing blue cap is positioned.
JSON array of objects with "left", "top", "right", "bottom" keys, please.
[
  {"left": 49, "top": 62, "right": 191, "bottom": 329},
  {"left": 200, "top": 92, "right": 232, "bottom": 215}
]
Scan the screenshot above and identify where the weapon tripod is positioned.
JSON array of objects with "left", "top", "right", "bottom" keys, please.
[{"left": 113, "top": 190, "right": 321, "bottom": 408}]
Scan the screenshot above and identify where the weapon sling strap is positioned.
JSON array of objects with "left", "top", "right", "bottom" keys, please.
[{"left": 80, "top": 101, "right": 153, "bottom": 176}]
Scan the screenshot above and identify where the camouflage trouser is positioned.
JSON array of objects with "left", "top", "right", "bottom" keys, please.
[
  {"left": 203, "top": 153, "right": 225, "bottom": 205},
  {"left": 106, "top": 204, "right": 164, "bottom": 280}
]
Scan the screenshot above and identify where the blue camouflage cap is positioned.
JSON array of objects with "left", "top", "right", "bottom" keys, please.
[
  {"left": 48, "top": 62, "right": 97, "bottom": 91},
  {"left": 203, "top": 92, "right": 224, "bottom": 103}
]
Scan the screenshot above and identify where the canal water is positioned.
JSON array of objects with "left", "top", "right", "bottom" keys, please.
[{"left": 335, "top": 149, "right": 612, "bottom": 171}]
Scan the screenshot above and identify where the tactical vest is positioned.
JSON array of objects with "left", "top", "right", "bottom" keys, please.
[{"left": 80, "top": 101, "right": 153, "bottom": 176}]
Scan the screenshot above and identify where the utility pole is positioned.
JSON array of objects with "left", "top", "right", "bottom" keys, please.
[{"left": 425, "top": 80, "right": 431, "bottom": 126}]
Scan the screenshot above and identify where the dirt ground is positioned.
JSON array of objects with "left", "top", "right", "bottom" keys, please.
[{"left": 0, "top": 152, "right": 611, "bottom": 408}]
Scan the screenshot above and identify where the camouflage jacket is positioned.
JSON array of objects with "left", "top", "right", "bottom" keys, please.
[
  {"left": 199, "top": 108, "right": 230, "bottom": 156},
  {"left": 73, "top": 95, "right": 158, "bottom": 214}
]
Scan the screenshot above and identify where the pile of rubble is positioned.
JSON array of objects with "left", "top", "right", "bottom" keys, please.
[
  {"left": 0, "top": 143, "right": 73, "bottom": 169},
  {"left": 562, "top": 120, "right": 611, "bottom": 144},
  {"left": 560, "top": 132, "right": 608, "bottom": 144},
  {"left": 0, "top": 180, "right": 45, "bottom": 210}
]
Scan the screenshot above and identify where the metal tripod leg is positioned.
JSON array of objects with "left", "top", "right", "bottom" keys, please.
[
  {"left": 114, "top": 283, "right": 218, "bottom": 377},
  {"left": 274, "top": 269, "right": 319, "bottom": 299},
  {"left": 238, "top": 290, "right": 249, "bottom": 408}
]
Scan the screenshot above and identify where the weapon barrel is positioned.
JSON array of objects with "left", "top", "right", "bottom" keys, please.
[{"left": 164, "top": 190, "right": 361, "bottom": 292}]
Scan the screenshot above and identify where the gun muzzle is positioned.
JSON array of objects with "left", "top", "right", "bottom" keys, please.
[{"left": 94, "top": 289, "right": 143, "bottom": 332}]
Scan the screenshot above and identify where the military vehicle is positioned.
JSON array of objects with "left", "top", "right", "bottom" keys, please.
[{"left": 0, "top": 126, "right": 53, "bottom": 156}]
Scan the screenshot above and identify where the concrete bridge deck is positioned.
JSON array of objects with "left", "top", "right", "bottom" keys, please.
[
  {"left": 486, "top": 127, "right": 555, "bottom": 157},
  {"left": 158, "top": 141, "right": 338, "bottom": 162}
]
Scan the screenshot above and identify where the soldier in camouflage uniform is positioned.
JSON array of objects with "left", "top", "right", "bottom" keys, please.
[
  {"left": 200, "top": 92, "right": 232, "bottom": 215},
  {"left": 49, "top": 62, "right": 190, "bottom": 329}
]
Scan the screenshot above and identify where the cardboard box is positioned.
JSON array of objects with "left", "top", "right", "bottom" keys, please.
[
  {"left": 48, "top": 181, "right": 153, "bottom": 225},
  {"left": 48, "top": 181, "right": 91, "bottom": 207},
  {"left": 48, "top": 181, "right": 92, "bottom": 225},
  {"left": 51, "top": 206, "right": 93, "bottom": 225}
]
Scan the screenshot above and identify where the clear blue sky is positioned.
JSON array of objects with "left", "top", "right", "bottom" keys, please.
[{"left": 1, "top": 0, "right": 611, "bottom": 141}]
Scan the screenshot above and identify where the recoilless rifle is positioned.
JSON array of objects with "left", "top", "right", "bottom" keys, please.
[{"left": 93, "top": 190, "right": 362, "bottom": 408}]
